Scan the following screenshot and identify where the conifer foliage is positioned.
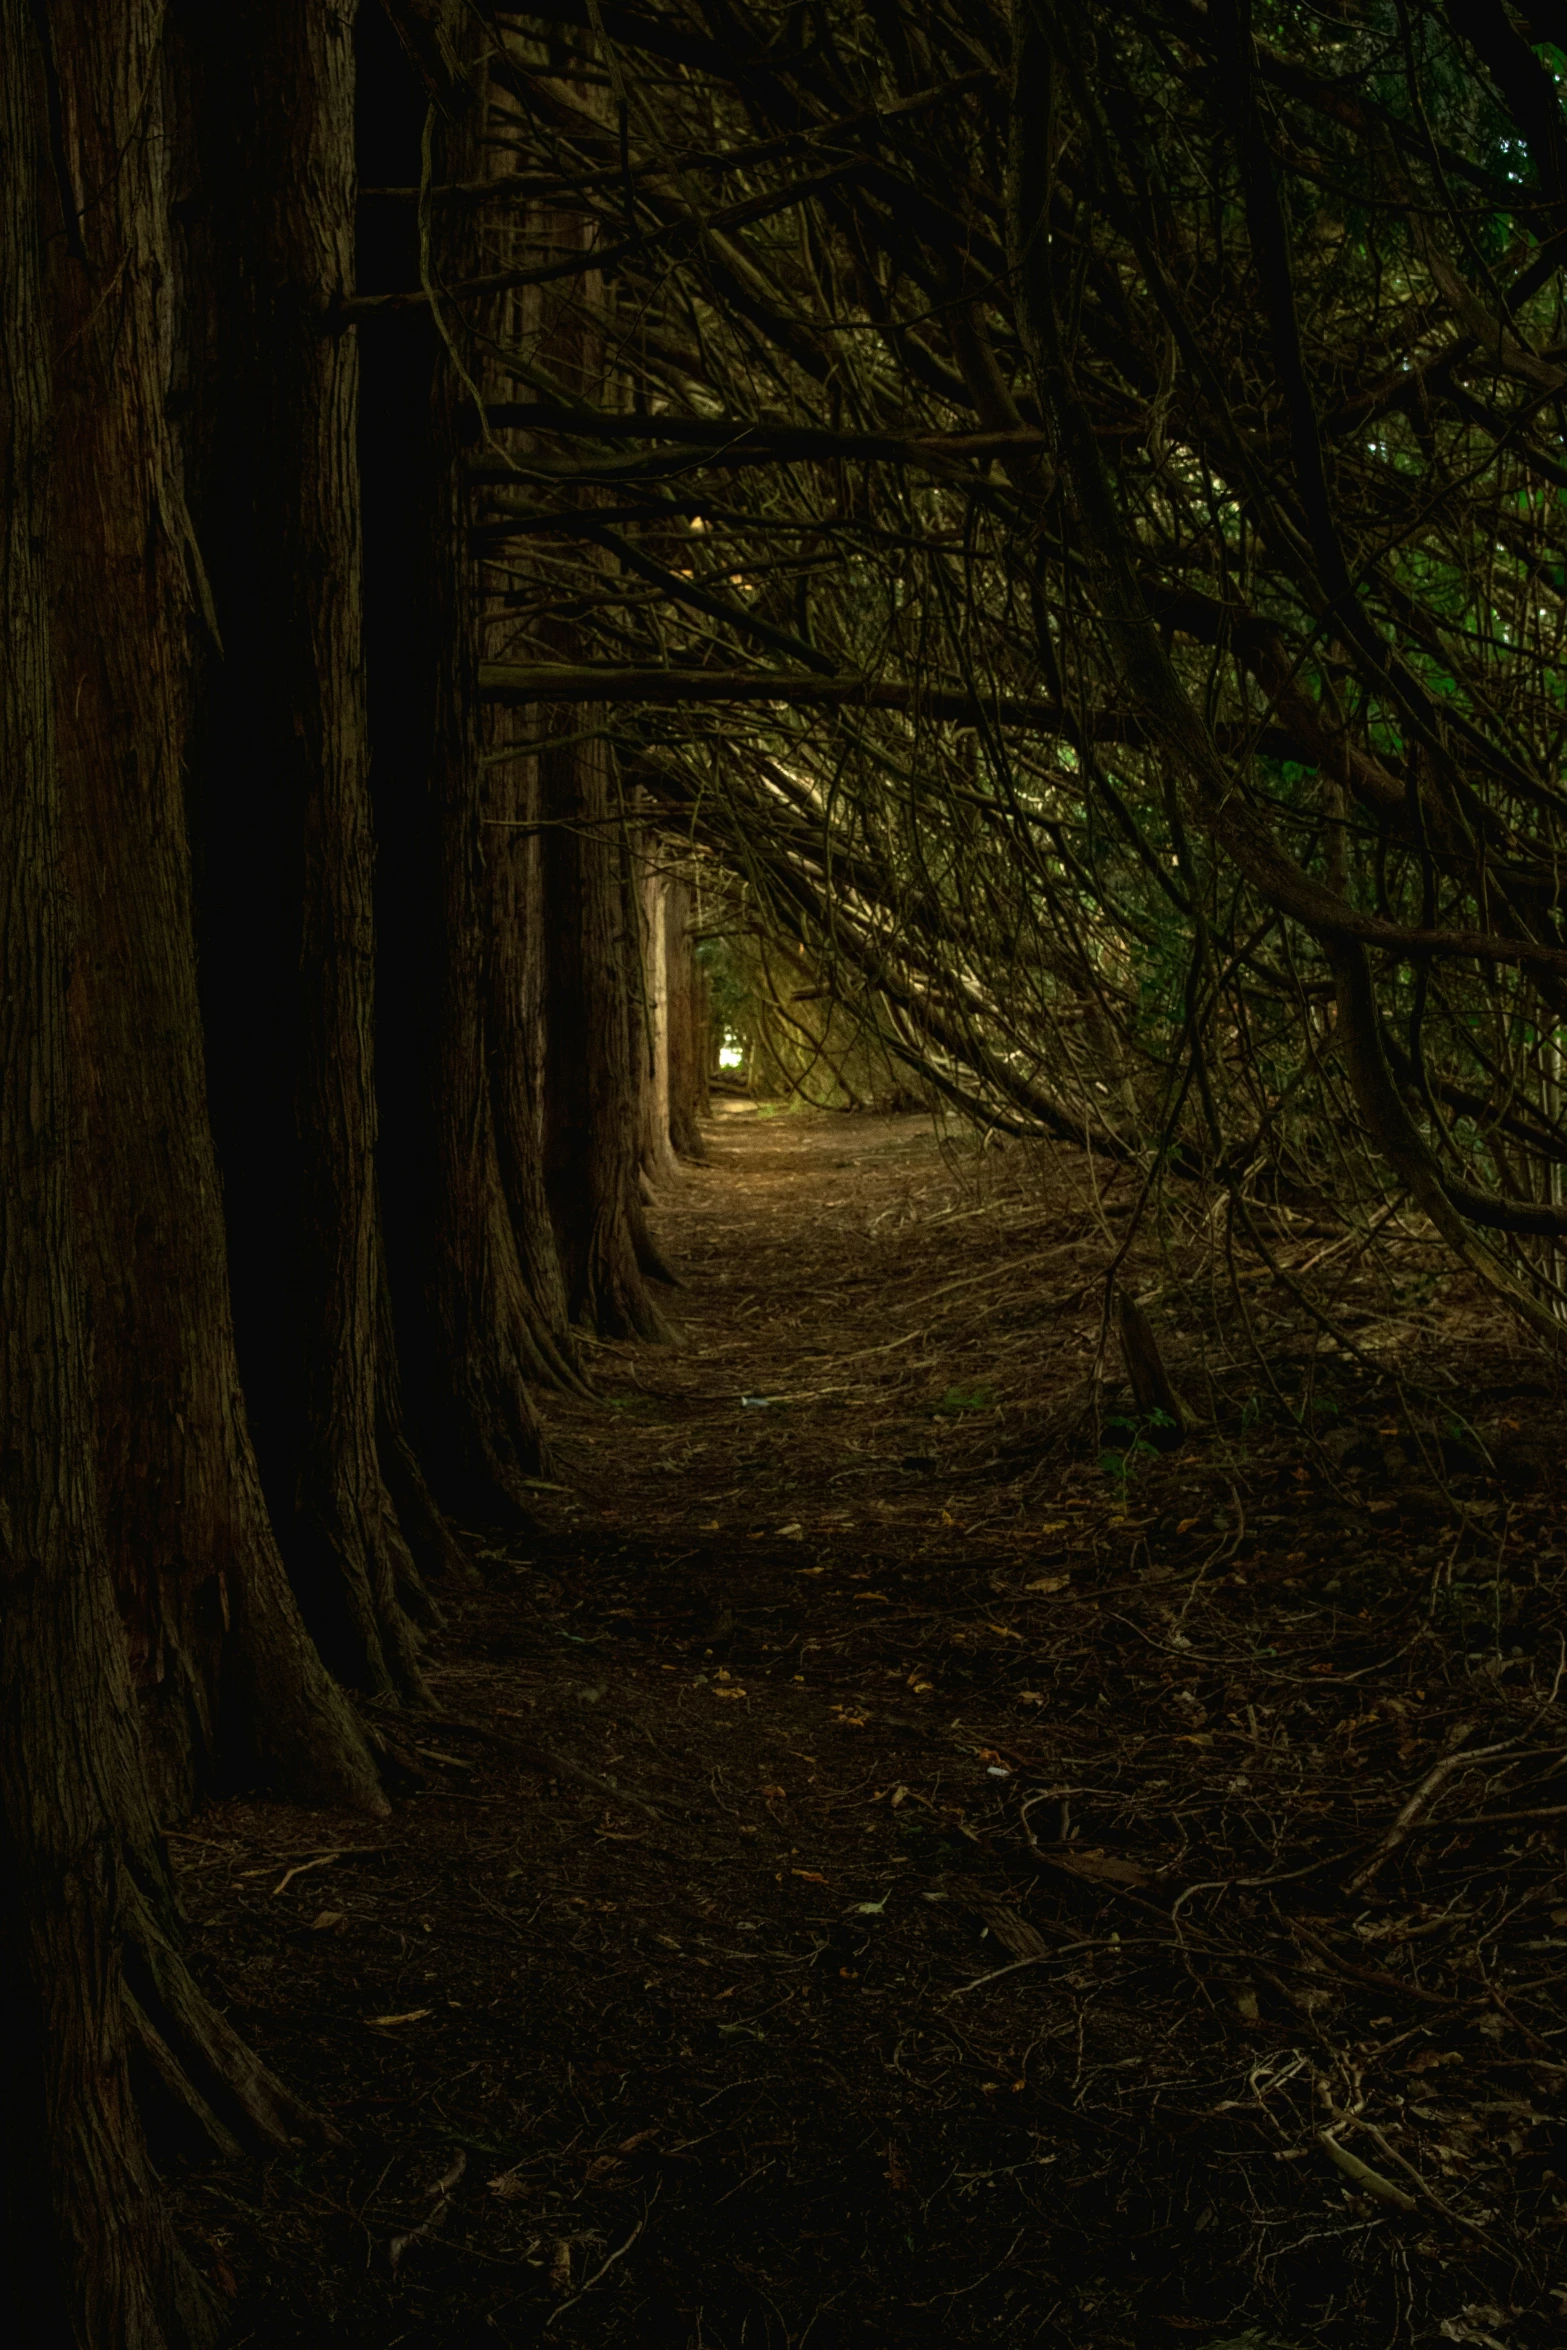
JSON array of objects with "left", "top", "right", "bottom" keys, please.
[{"left": 4, "top": 0, "right": 1567, "bottom": 2331}]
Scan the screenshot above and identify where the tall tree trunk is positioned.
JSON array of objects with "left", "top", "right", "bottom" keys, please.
[
  {"left": 47, "top": 0, "right": 384, "bottom": 1815},
  {"left": 3, "top": 29, "right": 313, "bottom": 2336},
  {"left": 421, "top": 41, "right": 556, "bottom": 1513},
  {"left": 665, "top": 873, "right": 711, "bottom": 1159},
  {"left": 184, "top": 0, "right": 432, "bottom": 1702},
  {"left": 636, "top": 847, "right": 682, "bottom": 1189},
  {"left": 487, "top": 723, "right": 591, "bottom": 1395},
  {"left": 543, "top": 734, "right": 676, "bottom": 1338},
  {"left": 1, "top": 26, "right": 199, "bottom": 2333},
  {"left": 495, "top": 25, "right": 674, "bottom": 1340},
  {"left": 476, "top": 64, "right": 588, "bottom": 1401}
]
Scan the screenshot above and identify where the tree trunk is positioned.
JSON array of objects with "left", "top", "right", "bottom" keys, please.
[
  {"left": 543, "top": 734, "right": 676, "bottom": 1338},
  {"left": 422, "top": 44, "right": 556, "bottom": 1512},
  {"left": 495, "top": 25, "right": 674, "bottom": 1340},
  {"left": 477, "top": 94, "right": 590, "bottom": 1401},
  {"left": 636, "top": 848, "right": 683, "bottom": 1189},
  {"left": 665, "top": 873, "right": 711, "bottom": 1159},
  {"left": 183, "top": 0, "right": 432, "bottom": 1702},
  {"left": 1, "top": 28, "right": 196, "bottom": 2332},
  {"left": 487, "top": 722, "right": 592, "bottom": 1395},
  {"left": 3, "top": 29, "right": 316, "bottom": 2334},
  {"left": 47, "top": 0, "right": 384, "bottom": 1817}
]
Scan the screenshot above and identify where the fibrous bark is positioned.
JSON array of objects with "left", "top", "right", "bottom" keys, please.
[
  {"left": 47, "top": 0, "right": 384, "bottom": 1816},
  {"left": 635, "top": 847, "right": 683, "bottom": 1189},
  {"left": 424, "top": 35, "right": 558, "bottom": 1509},
  {"left": 2, "top": 25, "right": 315, "bottom": 2334},
  {"left": 186, "top": 0, "right": 433, "bottom": 1702},
  {"left": 543, "top": 733, "right": 675, "bottom": 1337},
  {"left": 664, "top": 873, "right": 710, "bottom": 1160},
  {"left": 487, "top": 716, "right": 591, "bottom": 1394}
]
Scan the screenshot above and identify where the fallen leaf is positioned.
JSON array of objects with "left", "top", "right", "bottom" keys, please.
[
  {"left": 1019, "top": 1690, "right": 1044, "bottom": 1704},
  {"left": 583, "top": 2154, "right": 621, "bottom": 2183},
  {"left": 618, "top": 2129, "right": 659, "bottom": 2152},
  {"left": 972, "top": 1900, "right": 1049, "bottom": 1959},
  {"left": 853, "top": 1590, "right": 889, "bottom": 1601},
  {"left": 777, "top": 1522, "right": 805, "bottom": 1539},
  {"left": 986, "top": 1621, "right": 1024, "bottom": 1638},
  {"left": 713, "top": 1686, "right": 748, "bottom": 1701},
  {"left": 367, "top": 2007, "right": 432, "bottom": 2027},
  {"left": 1176, "top": 1516, "right": 1199, "bottom": 1534},
  {"left": 310, "top": 1908, "right": 346, "bottom": 1932},
  {"left": 1039, "top": 1521, "right": 1068, "bottom": 1535},
  {"left": 790, "top": 1868, "right": 828, "bottom": 1883},
  {"left": 1026, "top": 1575, "right": 1070, "bottom": 1594},
  {"left": 550, "top": 2239, "right": 572, "bottom": 2294},
  {"left": 488, "top": 2172, "right": 530, "bottom": 2202},
  {"left": 885, "top": 2143, "right": 912, "bottom": 2193}
]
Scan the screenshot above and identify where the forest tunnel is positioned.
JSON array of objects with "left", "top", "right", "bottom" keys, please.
[{"left": 5, "top": 3, "right": 1567, "bottom": 2345}]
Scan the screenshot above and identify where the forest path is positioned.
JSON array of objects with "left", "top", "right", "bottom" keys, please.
[{"left": 180, "top": 1111, "right": 1566, "bottom": 2349}]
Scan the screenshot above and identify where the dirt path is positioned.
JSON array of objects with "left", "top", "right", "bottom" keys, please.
[{"left": 179, "top": 1111, "right": 1567, "bottom": 2349}]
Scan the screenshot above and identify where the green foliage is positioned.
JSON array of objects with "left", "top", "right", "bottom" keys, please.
[
  {"left": 495, "top": 0, "right": 1567, "bottom": 1345},
  {"left": 1098, "top": 1412, "right": 1164, "bottom": 1493}
]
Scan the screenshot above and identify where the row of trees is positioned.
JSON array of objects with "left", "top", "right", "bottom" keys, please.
[
  {"left": 1, "top": 3, "right": 714, "bottom": 2333},
  {"left": 8, "top": 0, "right": 1567, "bottom": 2333},
  {"left": 464, "top": 0, "right": 1567, "bottom": 1340}
]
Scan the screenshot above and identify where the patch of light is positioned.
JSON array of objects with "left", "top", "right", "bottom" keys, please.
[{"left": 718, "top": 1043, "right": 744, "bottom": 1069}]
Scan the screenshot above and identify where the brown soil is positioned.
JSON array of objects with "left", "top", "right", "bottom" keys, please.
[{"left": 173, "top": 1111, "right": 1567, "bottom": 2347}]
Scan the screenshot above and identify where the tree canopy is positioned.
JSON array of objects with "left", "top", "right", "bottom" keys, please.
[{"left": 8, "top": 0, "right": 1567, "bottom": 2336}]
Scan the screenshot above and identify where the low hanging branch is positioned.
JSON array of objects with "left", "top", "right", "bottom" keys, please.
[{"left": 451, "top": 0, "right": 1567, "bottom": 1337}]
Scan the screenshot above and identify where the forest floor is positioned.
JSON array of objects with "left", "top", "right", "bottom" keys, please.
[{"left": 176, "top": 1108, "right": 1567, "bottom": 2349}]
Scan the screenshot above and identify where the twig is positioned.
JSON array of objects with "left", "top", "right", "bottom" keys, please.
[
  {"left": 389, "top": 2151, "right": 467, "bottom": 2271},
  {"left": 544, "top": 2182, "right": 661, "bottom": 2327},
  {"left": 272, "top": 1849, "right": 369, "bottom": 1898},
  {"left": 1317, "top": 2129, "right": 1417, "bottom": 2210},
  {"left": 1341, "top": 1724, "right": 1491, "bottom": 1895},
  {"left": 403, "top": 1708, "right": 671, "bottom": 1822}
]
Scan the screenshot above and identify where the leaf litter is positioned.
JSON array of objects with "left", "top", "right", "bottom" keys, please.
[{"left": 170, "top": 1112, "right": 1567, "bottom": 2346}]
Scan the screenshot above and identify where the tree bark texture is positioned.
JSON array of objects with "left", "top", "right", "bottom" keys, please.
[
  {"left": 423, "top": 43, "right": 555, "bottom": 1511},
  {"left": 46, "top": 0, "right": 384, "bottom": 1816},
  {"left": 635, "top": 850, "right": 682, "bottom": 1189},
  {"left": 664, "top": 874, "right": 710, "bottom": 1158},
  {"left": 486, "top": 717, "right": 590, "bottom": 1394},
  {"left": 477, "top": 105, "right": 589, "bottom": 1400},
  {"left": 185, "top": 0, "right": 431, "bottom": 1702},
  {"left": 503, "top": 28, "right": 673, "bottom": 1340},
  {"left": 542, "top": 735, "right": 675, "bottom": 1338},
  {"left": 0, "top": 22, "right": 211, "bottom": 2336}
]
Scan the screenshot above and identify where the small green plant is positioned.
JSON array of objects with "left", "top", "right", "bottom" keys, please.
[
  {"left": 932, "top": 1382, "right": 994, "bottom": 1417},
  {"left": 1098, "top": 1412, "right": 1162, "bottom": 1494}
]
